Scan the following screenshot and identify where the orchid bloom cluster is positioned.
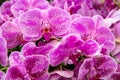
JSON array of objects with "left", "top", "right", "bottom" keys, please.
[{"left": 0, "top": 0, "right": 120, "bottom": 80}]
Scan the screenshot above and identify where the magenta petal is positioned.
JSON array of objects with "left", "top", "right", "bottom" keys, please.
[
  {"left": 73, "top": 60, "right": 83, "bottom": 78},
  {"left": 49, "top": 73, "right": 60, "bottom": 80},
  {"left": 48, "top": 7, "right": 71, "bottom": 35},
  {"left": 92, "top": 56, "right": 117, "bottom": 79},
  {"left": 10, "top": 0, "right": 18, "bottom": 4},
  {"left": 116, "top": 64, "right": 120, "bottom": 72},
  {"left": 78, "top": 2, "right": 92, "bottom": 16},
  {"left": 0, "top": 71, "right": 5, "bottom": 80},
  {"left": 101, "top": 40, "right": 115, "bottom": 55},
  {"left": 111, "top": 43, "right": 120, "bottom": 56},
  {"left": 0, "top": 29, "right": 2, "bottom": 37},
  {"left": 113, "top": 22, "right": 120, "bottom": 38},
  {"left": 32, "top": 0, "right": 50, "bottom": 9},
  {"left": 24, "top": 55, "right": 49, "bottom": 79},
  {"left": 19, "top": 8, "right": 42, "bottom": 37},
  {"left": 49, "top": 44, "right": 69, "bottom": 66},
  {"left": 5, "top": 65, "right": 26, "bottom": 80},
  {"left": 0, "top": 1, "right": 11, "bottom": 15},
  {"left": 21, "top": 42, "right": 36, "bottom": 56},
  {"left": 49, "top": 70, "right": 74, "bottom": 80},
  {"left": 78, "top": 59, "right": 92, "bottom": 80},
  {"left": 11, "top": 0, "right": 29, "bottom": 17},
  {"left": 43, "top": 32, "right": 51, "bottom": 41},
  {"left": 71, "top": 18, "right": 88, "bottom": 34},
  {"left": 71, "top": 14, "right": 82, "bottom": 21},
  {"left": 96, "top": 27, "right": 115, "bottom": 44},
  {"left": 78, "top": 55, "right": 117, "bottom": 80},
  {"left": 76, "top": 17, "right": 95, "bottom": 32},
  {"left": 53, "top": 70, "right": 74, "bottom": 78},
  {"left": 62, "top": 34, "right": 82, "bottom": 49},
  {"left": 92, "top": 15, "right": 104, "bottom": 27},
  {"left": 0, "top": 37, "right": 8, "bottom": 66},
  {"left": 22, "top": 42, "right": 53, "bottom": 56},
  {"left": 80, "top": 39, "right": 99, "bottom": 56},
  {"left": 71, "top": 17, "right": 95, "bottom": 34},
  {"left": 35, "top": 73, "right": 50, "bottom": 80},
  {"left": 35, "top": 43, "right": 53, "bottom": 55},
  {"left": 9, "top": 51, "right": 24, "bottom": 66},
  {"left": 23, "top": 34, "right": 42, "bottom": 41},
  {"left": 108, "top": 9, "right": 120, "bottom": 23},
  {"left": 114, "top": 52, "right": 120, "bottom": 63},
  {"left": 107, "top": 72, "right": 120, "bottom": 80},
  {"left": 0, "top": 21, "right": 21, "bottom": 48},
  {"left": 0, "top": 1, "right": 12, "bottom": 21},
  {"left": 49, "top": 34, "right": 83, "bottom": 66}
]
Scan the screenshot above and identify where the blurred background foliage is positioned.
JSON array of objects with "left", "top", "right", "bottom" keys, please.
[{"left": 0, "top": 0, "right": 5, "bottom": 5}]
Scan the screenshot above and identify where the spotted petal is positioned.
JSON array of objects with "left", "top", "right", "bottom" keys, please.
[{"left": 48, "top": 7, "right": 71, "bottom": 35}]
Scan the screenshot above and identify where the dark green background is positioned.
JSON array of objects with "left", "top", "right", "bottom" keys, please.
[{"left": 0, "top": 0, "right": 5, "bottom": 5}]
